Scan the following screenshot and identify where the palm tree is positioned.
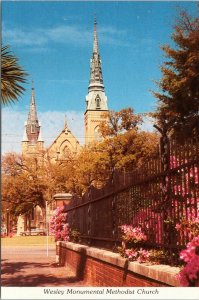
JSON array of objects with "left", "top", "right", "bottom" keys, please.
[{"left": 1, "top": 45, "right": 28, "bottom": 105}]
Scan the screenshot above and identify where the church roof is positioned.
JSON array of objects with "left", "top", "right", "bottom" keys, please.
[{"left": 46, "top": 120, "right": 81, "bottom": 161}]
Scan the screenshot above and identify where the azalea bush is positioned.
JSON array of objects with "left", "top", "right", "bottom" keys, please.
[
  {"left": 49, "top": 206, "right": 70, "bottom": 242},
  {"left": 175, "top": 214, "right": 199, "bottom": 286},
  {"left": 120, "top": 225, "right": 147, "bottom": 245},
  {"left": 176, "top": 236, "right": 199, "bottom": 286},
  {"left": 119, "top": 224, "right": 180, "bottom": 265},
  {"left": 118, "top": 225, "right": 150, "bottom": 263}
]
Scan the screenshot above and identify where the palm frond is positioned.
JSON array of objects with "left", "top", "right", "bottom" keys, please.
[{"left": 1, "top": 45, "right": 28, "bottom": 105}]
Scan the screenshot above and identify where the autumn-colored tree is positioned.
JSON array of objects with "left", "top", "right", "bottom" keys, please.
[
  {"left": 2, "top": 154, "right": 47, "bottom": 221},
  {"left": 153, "top": 9, "right": 199, "bottom": 138},
  {"left": 99, "top": 108, "right": 142, "bottom": 137},
  {"left": 2, "top": 152, "right": 77, "bottom": 230},
  {"left": 60, "top": 108, "right": 159, "bottom": 194},
  {"left": 97, "top": 108, "right": 159, "bottom": 175},
  {"left": 53, "top": 148, "right": 107, "bottom": 196}
]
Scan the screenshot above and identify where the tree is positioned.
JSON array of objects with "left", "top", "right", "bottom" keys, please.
[
  {"left": 99, "top": 107, "right": 142, "bottom": 137},
  {"left": 1, "top": 45, "right": 27, "bottom": 105},
  {"left": 61, "top": 108, "right": 159, "bottom": 194},
  {"left": 153, "top": 9, "right": 199, "bottom": 139},
  {"left": 97, "top": 108, "right": 158, "bottom": 173},
  {"left": 2, "top": 153, "right": 46, "bottom": 219}
]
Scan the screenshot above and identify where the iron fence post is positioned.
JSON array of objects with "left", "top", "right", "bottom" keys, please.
[
  {"left": 87, "top": 188, "right": 92, "bottom": 246},
  {"left": 111, "top": 194, "right": 117, "bottom": 251}
]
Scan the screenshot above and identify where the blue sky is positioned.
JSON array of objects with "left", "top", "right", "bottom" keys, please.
[{"left": 2, "top": 1, "right": 198, "bottom": 153}]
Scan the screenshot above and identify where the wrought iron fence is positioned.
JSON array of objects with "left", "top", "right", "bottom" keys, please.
[{"left": 64, "top": 137, "right": 199, "bottom": 251}]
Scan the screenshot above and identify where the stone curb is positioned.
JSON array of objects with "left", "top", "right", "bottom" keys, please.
[{"left": 57, "top": 242, "right": 180, "bottom": 286}]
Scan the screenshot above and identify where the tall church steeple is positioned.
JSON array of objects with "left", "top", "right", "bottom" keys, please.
[
  {"left": 89, "top": 18, "right": 104, "bottom": 92},
  {"left": 85, "top": 19, "right": 109, "bottom": 144}
]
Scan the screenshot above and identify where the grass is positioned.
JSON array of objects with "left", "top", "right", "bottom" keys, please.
[{"left": 1, "top": 235, "right": 56, "bottom": 247}]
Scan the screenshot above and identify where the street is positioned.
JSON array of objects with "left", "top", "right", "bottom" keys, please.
[{"left": 1, "top": 243, "right": 86, "bottom": 287}]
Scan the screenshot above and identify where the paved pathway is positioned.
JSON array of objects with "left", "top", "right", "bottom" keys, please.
[{"left": 1, "top": 245, "right": 86, "bottom": 287}]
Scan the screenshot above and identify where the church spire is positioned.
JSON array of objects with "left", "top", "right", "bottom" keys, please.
[
  {"left": 85, "top": 19, "right": 108, "bottom": 145},
  {"left": 64, "top": 114, "right": 68, "bottom": 129},
  {"left": 93, "top": 17, "right": 99, "bottom": 54},
  {"left": 26, "top": 83, "right": 40, "bottom": 143},
  {"left": 89, "top": 18, "right": 104, "bottom": 92}
]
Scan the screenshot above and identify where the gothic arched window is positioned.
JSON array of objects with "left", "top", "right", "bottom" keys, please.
[
  {"left": 95, "top": 95, "right": 101, "bottom": 109},
  {"left": 94, "top": 126, "right": 101, "bottom": 141},
  {"left": 31, "top": 125, "right": 35, "bottom": 133}
]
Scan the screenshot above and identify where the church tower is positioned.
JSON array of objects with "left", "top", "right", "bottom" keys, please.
[
  {"left": 22, "top": 83, "right": 44, "bottom": 157},
  {"left": 84, "top": 19, "right": 109, "bottom": 145}
]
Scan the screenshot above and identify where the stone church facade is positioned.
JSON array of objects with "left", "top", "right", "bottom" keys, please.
[
  {"left": 19, "top": 19, "right": 109, "bottom": 234},
  {"left": 22, "top": 19, "right": 109, "bottom": 159}
]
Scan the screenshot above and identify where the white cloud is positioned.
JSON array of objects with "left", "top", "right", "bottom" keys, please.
[
  {"left": 3, "top": 28, "right": 47, "bottom": 46},
  {"left": 3, "top": 24, "right": 128, "bottom": 50},
  {"left": 140, "top": 116, "right": 155, "bottom": 132},
  {"left": 2, "top": 108, "right": 155, "bottom": 155},
  {"left": 2, "top": 107, "right": 84, "bottom": 155}
]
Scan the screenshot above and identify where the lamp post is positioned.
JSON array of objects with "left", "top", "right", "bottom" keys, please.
[
  {"left": 46, "top": 200, "right": 49, "bottom": 257},
  {"left": 6, "top": 209, "right": 10, "bottom": 236}
]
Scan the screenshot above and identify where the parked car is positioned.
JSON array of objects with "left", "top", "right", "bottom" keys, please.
[{"left": 20, "top": 228, "right": 46, "bottom": 236}]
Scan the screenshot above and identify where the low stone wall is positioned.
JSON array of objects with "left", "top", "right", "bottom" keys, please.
[{"left": 56, "top": 242, "right": 180, "bottom": 287}]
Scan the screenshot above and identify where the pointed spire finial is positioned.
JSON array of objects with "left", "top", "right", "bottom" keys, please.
[
  {"left": 64, "top": 114, "right": 68, "bottom": 129},
  {"left": 31, "top": 80, "right": 35, "bottom": 105},
  {"left": 93, "top": 16, "right": 98, "bottom": 54},
  {"left": 94, "top": 13, "right": 97, "bottom": 25}
]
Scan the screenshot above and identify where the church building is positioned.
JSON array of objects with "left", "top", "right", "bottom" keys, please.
[
  {"left": 19, "top": 19, "right": 109, "bottom": 234},
  {"left": 22, "top": 18, "right": 109, "bottom": 160}
]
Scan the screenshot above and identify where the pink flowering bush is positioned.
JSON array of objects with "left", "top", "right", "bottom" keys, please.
[
  {"left": 50, "top": 206, "right": 70, "bottom": 242},
  {"left": 176, "top": 236, "right": 199, "bottom": 286},
  {"left": 119, "top": 225, "right": 150, "bottom": 263},
  {"left": 119, "top": 224, "right": 178, "bottom": 265},
  {"left": 123, "top": 248, "right": 150, "bottom": 263},
  {"left": 137, "top": 248, "right": 150, "bottom": 263},
  {"left": 120, "top": 225, "right": 147, "bottom": 244},
  {"left": 124, "top": 248, "right": 138, "bottom": 260}
]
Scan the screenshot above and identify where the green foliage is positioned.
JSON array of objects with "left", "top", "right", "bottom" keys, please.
[
  {"left": 153, "top": 10, "right": 199, "bottom": 139},
  {"left": 148, "top": 249, "right": 181, "bottom": 266},
  {"left": 69, "top": 229, "right": 81, "bottom": 243}
]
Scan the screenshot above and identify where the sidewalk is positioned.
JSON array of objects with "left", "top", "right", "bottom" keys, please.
[{"left": 1, "top": 245, "right": 87, "bottom": 287}]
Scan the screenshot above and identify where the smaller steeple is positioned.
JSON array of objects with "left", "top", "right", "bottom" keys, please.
[
  {"left": 26, "top": 82, "right": 40, "bottom": 143},
  {"left": 22, "top": 82, "right": 44, "bottom": 157}
]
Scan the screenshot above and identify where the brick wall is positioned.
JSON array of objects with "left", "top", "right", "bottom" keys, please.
[{"left": 57, "top": 242, "right": 180, "bottom": 287}]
